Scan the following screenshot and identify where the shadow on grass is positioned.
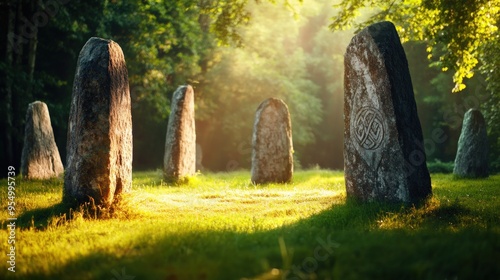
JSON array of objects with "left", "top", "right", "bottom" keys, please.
[
  {"left": 16, "top": 202, "right": 71, "bottom": 230},
  {"left": 11, "top": 197, "right": 500, "bottom": 280},
  {"left": 424, "top": 201, "right": 471, "bottom": 224},
  {"left": 16, "top": 200, "right": 125, "bottom": 230}
]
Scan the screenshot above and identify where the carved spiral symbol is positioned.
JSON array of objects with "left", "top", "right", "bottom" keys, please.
[{"left": 354, "top": 106, "right": 385, "bottom": 150}]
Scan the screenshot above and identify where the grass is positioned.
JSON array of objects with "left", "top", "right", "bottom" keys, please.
[{"left": 1, "top": 170, "right": 499, "bottom": 279}]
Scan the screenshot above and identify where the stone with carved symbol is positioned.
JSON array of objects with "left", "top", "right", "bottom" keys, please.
[{"left": 344, "top": 21, "right": 431, "bottom": 203}]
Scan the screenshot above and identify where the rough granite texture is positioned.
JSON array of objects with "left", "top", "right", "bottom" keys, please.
[
  {"left": 163, "top": 85, "right": 196, "bottom": 182},
  {"left": 344, "top": 21, "right": 431, "bottom": 203},
  {"left": 251, "top": 98, "right": 293, "bottom": 184},
  {"left": 20, "top": 101, "right": 64, "bottom": 179},
  {"left": 453, "top": 109, "right": 489, "bottom": 178},
  {"left": 64, "top": 37, "right": 133, "bottom": 207}
]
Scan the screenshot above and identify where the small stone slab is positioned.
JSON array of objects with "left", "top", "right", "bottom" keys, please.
[
  {"left": 453, "top": 109, "right": 489, "bottom": 178},
  {"left": 163, "top": 85, "right": 196, "bottom": 182},
  {"left": 251, "top": 98, "right": 293, "bottom": 184},
  {"left": 20, "top": 101, "right": 64, "bottom": 179},
  {"left": 64, "top": 37, "right": 133, "bottom": 206},
  {"left": 344, "top": 21, "right": 432, "bottom": 203}
]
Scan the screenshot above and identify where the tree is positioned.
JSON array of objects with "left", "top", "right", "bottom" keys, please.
[
  {"left": 196, "top": 0, "right": 352, "bottom": 170},
  {"left": 0, "top": 0, "right": 262, "bottom": 173},
  {"left": 0, "top": 0, "right": 101, "bottom": 173},
  {"left": 58, "top": 0, "right": 257, "bottom": 169},
  {"left": 330, "top": 0, "right": 500, "bottom": 171}
]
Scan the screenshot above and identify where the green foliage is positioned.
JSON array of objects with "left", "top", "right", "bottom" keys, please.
[
  {"left": 1, "top": 171, "right": 499, "bottom": 279},
  {"left": 196, "top": 0, "right": 350, "bottom": 170},
  {"left": 92, "top": 0, "right": 218, "bottom": 168},
  {"left": 480, "top": 36, "right": 500, "bottom": 171},
  {"left": 330, "top": 0, "right": 500, "bottom": 172},
  {"left": 330, "top": 0, "right": 499, "bottom": 92},
  {"left": 427, "top": 159, "right": 454, "bottom": 174},
  {"left": 0, "top": 0, "right": 279, "bottom": 171},
  {"left": 4, "top": 0, "right": 496, "bottom": 173}
]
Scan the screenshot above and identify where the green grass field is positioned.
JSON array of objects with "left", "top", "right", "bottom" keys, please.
[{"left": 1, "top": 170, "right": 499, "bottom": 279}]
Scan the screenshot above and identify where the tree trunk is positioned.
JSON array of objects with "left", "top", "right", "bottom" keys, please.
[
  {"left": 27, "top": 0, "right": 39, "bottom": 96},
  {"left": 4, "top": 0, "right": 16, "bottom": 166},
  {"left": 14, "top": 0, "right": 23, "bottom": 65}
]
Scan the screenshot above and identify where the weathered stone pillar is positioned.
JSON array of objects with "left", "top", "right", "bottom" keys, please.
[
  {"left": 163, "top": 85, "right": 196, "bottom": 182},
  {"left": 344, "top": 21, "right": 431, "bottom": 203},
  {"left": 21, "top": 101, "right": 64, "bottom": 179},
  {"left": 64, "top": 37, "right": 132, "bottom": 206},
  {"left": 454, "top": 109, "right": 489, "bottom": 178},
  {"left": 251, "top": 98, "right": 293, "bottom": 184}
]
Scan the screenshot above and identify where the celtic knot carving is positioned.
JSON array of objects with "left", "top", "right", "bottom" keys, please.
[{"left": 354, "top": 107, "right": 385, "bottom": 150}]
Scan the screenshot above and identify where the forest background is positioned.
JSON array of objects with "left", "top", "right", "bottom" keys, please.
[{"left": 1, "top": 0, "right": 498, "bottom": 174}]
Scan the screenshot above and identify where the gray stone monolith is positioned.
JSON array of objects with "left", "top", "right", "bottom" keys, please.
[
  {"left": 20, "top": 101, "right": 64, "bottom": 179},
  {"left": 453, "top": 109, "right": 489, "bottom": 178},
  {"left": 64, "top": 37, "right": 133, "bottom": 207},
  {"left": 344, "top": 21, "right": 431, "bottom": 203},
  {"left": 163, "top": 85, "right": 196, "bottom": 182},
  {"left": 251, "top": 98, "right": 293, "bottom": 184}
]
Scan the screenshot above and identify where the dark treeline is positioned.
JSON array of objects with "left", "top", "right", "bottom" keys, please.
[{"left": 1, "top": 0, "right": 498, "bottom": 175}]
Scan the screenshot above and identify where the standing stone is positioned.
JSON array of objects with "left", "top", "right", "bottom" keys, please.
[
  {"left": 163, "top": 85, "right": 196, "bottom": 182},
  {"left": 251, "top": 98, "right": 293, "bottom": 184},
  {"left": 344, "top": 21, "right": 431, "bottom": 203},
  {"left": 64, "top": 37, "right": 132, "bottom": 207},
  {"left": 20, "top": 101, "right": 64, "bottom": 179},
  {"left": 453, "top": 109, "right": 489, "bottom": 178}
]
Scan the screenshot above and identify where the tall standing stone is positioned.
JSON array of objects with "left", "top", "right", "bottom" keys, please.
[
  {"left": 64, "top": 37, "right": 132, "bottom": 207},
  {"left": 251, "top": 98, "right": 293, "bottom": 184},
  {"left": 453, "top": 109, "right": 489, "bottom": 178},
  {"left": 163, "top": 85, "right": 196, "bottom": 182},
  {"left": 20, "top": 101, "right": 64, "bottom": 179},
  {"left": 344, "top": 21, "right": 431, "bottom": 203}
]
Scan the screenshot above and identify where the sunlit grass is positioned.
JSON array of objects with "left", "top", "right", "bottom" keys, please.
[
  {"left": 375, "top": 174, "right": 500, "bottom": 231},
  {"left": 0, "top": 170, "right": 499, "bottom": 279},
  {"left": 119, "top": 169, "right": 343, "bottom": 231}
]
